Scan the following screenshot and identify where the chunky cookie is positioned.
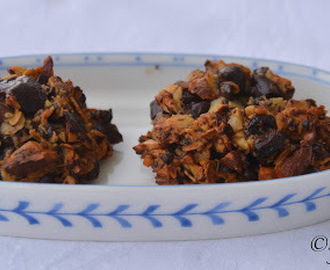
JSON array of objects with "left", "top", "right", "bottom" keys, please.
[
  {"left": 134, "top": 60, "right": 330, "bottom": 184},
  {"left": 0, "top": 56, "right": 122, "bottom": 184}
]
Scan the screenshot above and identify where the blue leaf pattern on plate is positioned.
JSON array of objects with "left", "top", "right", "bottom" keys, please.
[{"left": 0, "top": 187, "right": 328, "bottom": 228}]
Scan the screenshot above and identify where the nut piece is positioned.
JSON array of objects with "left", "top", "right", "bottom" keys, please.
[
  {"left": 153, "top": 115, "right": 194, "bottom": 144},
  {"left": 275, "top": 146, "right": 313, "bottom": 178},
  {"left": 1, "top": 141, "right": 58, "bottom": 181},
  {"left": 258, "top": 167, "right": 277, "bottom": 180},
  {"left": 220, "top": 150, "right": 246, "bottom": 173},
  {"left": 188, "top": 75, "right": 219, "bottom": 100},
  {"left": 155, "top": 85, "right": 184, "bottom": 114}
]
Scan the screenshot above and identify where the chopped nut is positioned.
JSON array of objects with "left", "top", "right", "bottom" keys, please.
[
  {"left": 275, "top": 146, "right": 313, "bottom": 177},
  {"left": 188, "top": 74, "right": 219, "bottom": 100},
  {"left": 209, "top": 97, "right": 228, "bottom": 113},
  {"left": 1, "top": 141, "right": 59, "bottom": 181},
  {"left": 259, "top": 167, "right": 277, "bottom": 180},
  {"left": 228, "top": 108, "right": 244, "bottom": 132},
  {"left": 155, "top": 85, "right": 184, "bottom": 114},
  {"left": 220, "top": 150, "right": 246, "bottom": 173}
]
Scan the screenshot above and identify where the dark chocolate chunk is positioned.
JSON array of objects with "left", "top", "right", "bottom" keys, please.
[
  {"left": 46, "top": 124, "right": 55, "bottom": 137},
  {"left": 74, "top": 86, "right": 87, "bottom": 108},
  {"left": 0, "top": 76, "right": 46, "bottom": 116},
  {"left": 38, "top": 126, "right": 48, "bottom": 139},
  {"left": 248, "top": 68, "right": 281, "bottom": 98},
  {"left": 304, "top": 165, "right": 317, "bottom": 175},
  {"left": 91, "top": 109, "right": 122, "bottom": 144},
  {"left": 150, "top": 100, "right": 163, "bottom": 120},
  {"left": 0, "top": 137, "right": 13, "bottom": 160},
  {"left": 246, "top": 114, "right": 276, "bottom": 135},
  {"left": 240, "top": 154, "right": 259, "bottom": 181},
  {"left": 80, "top": 162, "right": 100, "bottom": 182},
  {"left": 105, "top": 124, "right": 123, "bottom": 144},
  {"left": 37, "top": 56, "right": 54, "bottom": 84},
  {"left": 64, "top": 112, "right": 86, "bottom": 134},
  {"left": 312, "top": 142, "right": 323, "bottom": 153},
  {"left": 219, "top": 82, "right": 238, "bottom": 99},
  {"left": 191, "top": 100, "right": 210, "bottom": 118},
  {"left": 161, "top": 153, "right": 174, "bottom": 164},
  {"left": 216, "top": 177, "right": 225, "bottom": 183},
  {"left": 38, "top": 124, "right": 55, "bottom": 139},
  {"left": 181, "top": 90, "right": 202, "bottom": 105},
  {"left": 91, "top": 109, "right": 113, "bottom": 123},
  {"left": 210, "top": 147, "right": 225, "bottom": 160},
  {"left": 254, "top": 131, "right": 285, "bottom": 159},
  {"left": 218, "top": 65, "right": 245, "bottom": 91},
  {"left": 306, "top": 99, "right": 317, "bottom": 107},
  {"left": 223, "top": 124, "right": 234, "bottom": 137},
  {"left": 240, "top": 168, "right": 258, "bottom": 181},
  {"left": 38, "top": 173, "right": 61, "bottom": 184},
  {"left": 217, "top": 163, "right": 233, "bottom": 173},
  {"left": 0, "top": 91, "right": 5, "bottom": 102},
  {"left": 44, "top": 86, "right": 57, "bottom": 98},
  {"left": 312, "top": 142, "right": 329, "bottom": 160},
  {"left": 38, "top": 175, "right": 52, "bottom": 183}
]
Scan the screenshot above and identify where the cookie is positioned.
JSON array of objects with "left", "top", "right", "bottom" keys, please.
[
  {"left": 0, "top": 56, "right": 122, "bottom": 184},
  {"left": 134, "top": 60, "right": 329, "bottom": 184}
]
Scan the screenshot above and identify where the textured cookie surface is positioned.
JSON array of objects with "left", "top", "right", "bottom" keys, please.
[
  {"left": 0, "top": 57, "right": 122, "bottom": 184},
  {"left": 134, "top": 60, "right": 330, "bottom": 185}
]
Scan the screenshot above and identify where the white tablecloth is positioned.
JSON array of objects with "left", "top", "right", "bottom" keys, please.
[{"left": 0, "top": 0, "right": 329, "bottom": 269}]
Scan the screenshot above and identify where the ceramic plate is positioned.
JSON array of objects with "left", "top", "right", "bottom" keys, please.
[{"left": 0, "top": 53, "right": 329, "bottom": 241}]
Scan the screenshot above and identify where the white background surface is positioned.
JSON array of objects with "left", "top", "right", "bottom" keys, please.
[{"left": 0, "top": 0, "right": 330, "bottom": 269}]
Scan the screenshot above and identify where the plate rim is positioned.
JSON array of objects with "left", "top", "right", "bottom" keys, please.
[{"left": 1, "top": 51, "right": 330, "bottom": 74}]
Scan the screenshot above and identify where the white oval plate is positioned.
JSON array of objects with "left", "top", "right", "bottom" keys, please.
[{"left": 0, "top": 53, "right": 329, "bottom": 241}]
